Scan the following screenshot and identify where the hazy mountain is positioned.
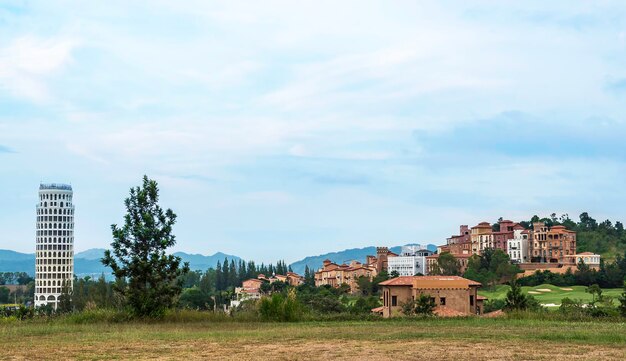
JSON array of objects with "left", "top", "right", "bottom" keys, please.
[
  {"left": 288, "top": 244, "right": 438, "bottom": 275},
  {"left": 173, "top": 252, "right": 242, "bottom": 271},
  {"left": 0, "top": 248, "right": 241, "bottom": 278},
  {"left": 75, "top": 248, "right": 107, "bottom": 260},
  {"left": 0, "top": 249, "right": 35, "bottom": 261}
]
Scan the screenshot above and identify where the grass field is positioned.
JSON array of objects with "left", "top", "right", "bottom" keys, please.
[
  {"left": 479, "top": 284, "right": 624, "bottom": 306},
  {"left": 1, "top": 318, "right": 625, "bottom": 360}
]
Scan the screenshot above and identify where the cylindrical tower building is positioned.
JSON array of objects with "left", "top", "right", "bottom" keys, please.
[{"left": 35, "top": 183, "right": 75, "bottom": 309}]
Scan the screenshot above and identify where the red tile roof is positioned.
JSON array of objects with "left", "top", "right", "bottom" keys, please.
[{"left": 379, "top": 276, "right": 482, "bottom": 288}]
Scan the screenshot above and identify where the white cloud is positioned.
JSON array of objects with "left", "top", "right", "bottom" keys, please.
[{"left": 0, "top": 36, "right": 77, "bottom": 102}]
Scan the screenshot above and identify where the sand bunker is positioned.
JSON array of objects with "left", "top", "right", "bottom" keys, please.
[
  {"left": 560, "top": 288, "right": 573, "bottom": 291},
  {"left": 542, "top": 303, "right": 559, "bottom": 307},
  {"left": 536, "top": 289, "right": 552, "bottom": 292},
  {"left": 528, "top": 291, "right": 541, "bottom": 294}
]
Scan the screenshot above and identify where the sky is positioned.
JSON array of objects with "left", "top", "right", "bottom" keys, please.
[{"left": 1, "top": 1, "right": 626, "bottom": 263}]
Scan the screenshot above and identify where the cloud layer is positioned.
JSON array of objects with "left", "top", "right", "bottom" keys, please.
[{"left": 1, "top": 1, "right": 626, "bottom": 262}]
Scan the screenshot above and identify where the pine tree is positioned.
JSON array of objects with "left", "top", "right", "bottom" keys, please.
[
  {"left": 102, "top": 176, "right": 189, "bottom": 317},
  {"left": 504, "top": 276, "right": 528, "bottom": 311},
  {"left": 229, "top": 259, "right": 237, "bottom": 288},
  {"left": 221, "top": 258, "right": 230, "bottom": 289},
  {"left": 215, "top": 261, "right": 223, "bottom": 291}
]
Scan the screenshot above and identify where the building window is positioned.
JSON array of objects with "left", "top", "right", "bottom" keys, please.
[
  {"left": 391, "top": 295, "right": 397, "bottom": 307},
  {"left": 440, "top": 297, "right": 446, "bottom": 306},
  {"left": 470, "top": 295, "right": 474, "bottom": 306}
]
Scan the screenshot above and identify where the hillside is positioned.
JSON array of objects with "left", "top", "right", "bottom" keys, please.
[{"left": 288, "top": 244, "right": 438, "bottom": 275}]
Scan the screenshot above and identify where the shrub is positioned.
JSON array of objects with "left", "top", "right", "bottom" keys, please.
[
  {"left": 258, "top": 288, "right": 303, "bottom": 322},
  {"left": 484, "top": 299, "right": 505, "bottom": 313},
  {"left": 349, "top": 296, "right": 381, "bottom": 315},
  {"left": 401, "top": 294, "right": 435, "bottom": 316}
]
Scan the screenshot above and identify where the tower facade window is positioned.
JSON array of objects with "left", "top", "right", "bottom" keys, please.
[{"left": 35, "top": 183, "right": 75, "bottom": 310}]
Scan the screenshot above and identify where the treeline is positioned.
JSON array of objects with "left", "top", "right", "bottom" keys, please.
[
  {"left": 0, "top": 272, "right": 33, "bottom": 285},
  {"left": 181, "top": 258, "right": 293, "bottom": 292}
]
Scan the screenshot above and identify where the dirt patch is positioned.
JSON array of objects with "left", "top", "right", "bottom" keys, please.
[
  {"left": 5, "top": 337, "right": 625, "bottom": 360},
  {"left": 482, "top": 310, "right": 505, "bottom": 318}
]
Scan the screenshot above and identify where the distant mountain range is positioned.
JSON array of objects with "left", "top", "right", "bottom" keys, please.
[
  {"left": 0, "top": 243, "right": 437, "bottom": 278},
  {"left": 0, "top": 248, "right": 241, "bottom": 278},
  {"left": 288, "top": 244, "right": 438, "bottom": 275}
]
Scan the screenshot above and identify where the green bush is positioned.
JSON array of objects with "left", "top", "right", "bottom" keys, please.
[
  {"left": 484, "top": 299, "right": 505, "bottom": 313},
  {"left": 258, "top": 289, "right": 303, "bottom": 322}
]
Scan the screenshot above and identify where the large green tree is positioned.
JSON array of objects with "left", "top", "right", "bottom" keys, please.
[
  {"left": 431, "top": 252, "right": 460, "bottom": 276},
  {"left": 102, "top": 176, "right": 189, "bottom": 317}
]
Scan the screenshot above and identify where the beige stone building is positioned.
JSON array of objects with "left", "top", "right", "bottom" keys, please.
[
  {"left": 379, "top": 276, "right": 484, "bottom": 318},
  {"left": 470, "top": 222, "right": 493, "bottom": 254},
  {"left": 530, "top": 222, "right": 576, "bottom": 263},
  {"left": 314, "top": 259, "right": 377, "bottom": 293}
]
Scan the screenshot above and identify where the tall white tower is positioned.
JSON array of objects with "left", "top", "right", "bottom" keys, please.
[{"left": 35, "top": 183, "right": 75, "bottom": 309}]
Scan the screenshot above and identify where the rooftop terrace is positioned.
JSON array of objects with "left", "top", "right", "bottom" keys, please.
[{"left": 39, "top": 183, "right": 72, "bottom": 191}]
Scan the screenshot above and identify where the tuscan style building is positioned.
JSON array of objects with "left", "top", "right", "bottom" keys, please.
[
  {"left": 470, "top": 222, "right": 493, "bottom": 254},
  {"left": 446, "top": 225, "right": 472, "bottom": 255},
  {"left": 314, "top": 259, "right": 377, "bottom": 293},
  {"left": 529, "top": 222, "right": 577, "bottom": 263},
  {"left": 379, "top": 276, "right": 484, "bottom": 318}
]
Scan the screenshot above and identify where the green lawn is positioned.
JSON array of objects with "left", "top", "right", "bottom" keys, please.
[
  {"left": 1, "top": 318, "right": 626, "bottom": 360},
  {"left": 479, "top": 284, "right": 624, "bottom": 306}
]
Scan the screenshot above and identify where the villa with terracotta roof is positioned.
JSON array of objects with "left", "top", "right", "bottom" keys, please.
[
  {"left": 379, "top": 276, "right": 484, "bottom": 318},
  {"left": 314, "top": 259, "right": 377, "bottom": 293},
  {"left": 530, "top": 222, "right": 577, "bottom": 263},
  {"left": 314, "top": 246, "right": 398, "bottom": 293},
  {"left": 471, "top": 222, "right": 493, "bottom": 254}
]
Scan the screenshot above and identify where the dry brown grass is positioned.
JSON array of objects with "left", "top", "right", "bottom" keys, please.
[{"left": 2, "top": 320, "right": 625, "bottom": 360}]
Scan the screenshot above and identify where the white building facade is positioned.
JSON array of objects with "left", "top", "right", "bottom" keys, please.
[
  {"left": 35, "top": 183, "right": 75, "bottom": 309},
  {"left": 387, "top": 245, "right": 434, "bottom": 276},
  {"left": 507, "top": 229, "right": 529, "bottom": 263}
]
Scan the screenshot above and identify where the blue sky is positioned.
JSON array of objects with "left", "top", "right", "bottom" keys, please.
[{"left": 1, "top": 1, "right": 626, "bottom": 263}]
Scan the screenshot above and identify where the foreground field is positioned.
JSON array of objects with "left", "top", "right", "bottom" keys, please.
[
  {"left": 479, "top": 284, "right": 623, "bottom": 306},
  {"left": 1, "top": 318, "right": 625, "bottom": 360}
]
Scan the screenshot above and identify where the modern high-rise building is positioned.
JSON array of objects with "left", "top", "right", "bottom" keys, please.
[{"left": 35, "top": 183, "right": 75, "bottom": 309}]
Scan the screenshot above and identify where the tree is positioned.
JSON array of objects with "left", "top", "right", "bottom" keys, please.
[
  {"left": 102, "top": 176, "right": 190, "bottom": 317},
  {"left": 0, "top": 286, "right": 9, "bottom": 303},
  {"left": 389, "top": 270, "right": 400, "bottom": 279},
  {"left": 179, "top": 287, "right": 213, "bottom": 310},
  {"left": 504, "top": 277, "right": 528, "bottom": 311},
  {"left": 356, "top": 276, "right": 373, "bottom": 296},
  {"left": 57, "top": 281, "right": 73, "bottom": 313},
  {"left": 401, "top": 294, "right": 435, "bottom": 316},
  {"left": 618, "top": 281, "right": 626, "bottom": 317},
  {"left": 586, "top": 284, "right": 603, "bottom": 304},
  {"left": 432, "top": 252, "right": 460, "bottom": 276}
]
